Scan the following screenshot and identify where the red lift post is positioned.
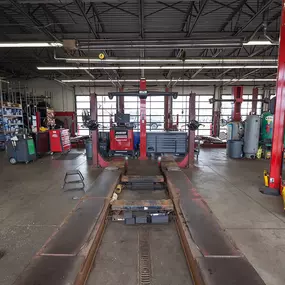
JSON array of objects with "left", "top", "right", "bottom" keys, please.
[
  {"left": 251, "top": 87, "right": 258, "bottom": 115},
  {"left": 164, "top": 87, "right": 173, "bottom": 131},
  {"left": 90, "top": 93, "right": 109, "bottom": 168},
  {"left": 262, "top": 1, "right": 285, "bottom": 197},
  {"left": 139, "top": 78, "right": 147, "bottom": 160},
  {"left": 232, "top": 86, "right": 243, "bottom": 121},
  {"left": 178, "top": 92, "right": 196, "bottom": 168}
]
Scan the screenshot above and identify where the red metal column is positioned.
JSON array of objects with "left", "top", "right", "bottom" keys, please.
[
  {"left": 36, "top": 111, "right": 41, "bottom": 132},
  {"left": 232, "top": 86, "right": 243, "bottom": 121},
  {"left": 264, "top": 2, "right": 285, "bottom": 194},
  {"left": 164, "top": 87, "right": 173, "bottom": 130},
  {"left": 139, "top": 78, "right": 147, "bottom": 159},
  {"left": 178, "top": 92, "right": 196, "bottom": 168},
  {"left": 252, "top": 87, "right": 258, "bottom": 115}
]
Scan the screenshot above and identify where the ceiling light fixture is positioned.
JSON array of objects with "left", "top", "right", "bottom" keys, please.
[
  {"left": 243, "top": 40, "right": 278, "bottom": 46},
  {"left": 37, "top": 65, "right": 277, "bottom": 71},
  {"left": 60, "top": 78, "right": 276, "bottom": 83},
  {"left": 57, "top": 57, "right": 277, "bottom": 64},
  {"left": 0, "top": 42, "right": 63, "bottom": 48}
]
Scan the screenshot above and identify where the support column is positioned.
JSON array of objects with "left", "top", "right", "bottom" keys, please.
[
  {"left": 252, "top": 87, "right": 258, "bottom": 115},
  {"left": 139, "top": 78, "right": 147, "bottom": 159},
  {"left": 232, "top": 86, "right": 243, "bottom": 121},
  {"left": 188, "top": 92, "right": 196, "bottom": 162},
  {"left": 262, "top": 87, "right": 271, "bottom": 112},
  {"left": 164, "top": 87, "right": 173, "bottom": 131},
  {"left": 178, "top": 92, "right": 196, "bottom": 168},
  {"left": 263, "top": 1, "right": 285, "bottom": 195},
  {"left": 212, "top": 86, "right": 221, "bottom": 137},
  {"left": 117, "top": 86, "right": 124, "bottom": 114},
  {"left": 90, "top": 93, "right": 98, "bottom": 167}
]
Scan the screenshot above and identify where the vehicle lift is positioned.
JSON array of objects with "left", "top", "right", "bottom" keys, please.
[
  {"left": 261, "top": 1, "right": 285, "bottom": 208},
  {"left": 14, "top": 78, "right": 267, "bottom": 285},
  {"left": 90, "top": 78, "right": 200, "bottom": 168}
]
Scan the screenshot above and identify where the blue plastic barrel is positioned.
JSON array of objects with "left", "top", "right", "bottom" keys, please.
[{"left": 227, "top": 140, "right": 243, "bottom": 158}]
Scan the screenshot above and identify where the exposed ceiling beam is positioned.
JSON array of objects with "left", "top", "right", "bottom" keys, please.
[
  {"left": 91, "top": 3, "right": 105, "bottom": 33},
  {"left": 138, "top": 0, "right": 144, "bottom": 38},
  {"left": 234, "top": 0, "right": 275, "bottom": 36},
  {"left": 182, "top": 1, "right": 194, "bottom": 32},
  {"left": 187, "top": 0, "right": 209, "bottom": 37},
  {"left": 8, "top": 0, "right": 60, "bottom": 41},
  {"left": 191, "top": 68, "right": 203, "bottom": 78},
  {"left": 40, "top": 4, "right": 67, "bottom": 34},
  {"left": 103, "top": 2, "right": 138, "bottom": 18},
  {"left": 220, "top": 0, "right": 248, "bottom": 31},
  {"left": 74, "top": 0, "right": 99, "bottom": 39},
  {"left": 145, "top": 1, "right": 182, "bottom": 18}
]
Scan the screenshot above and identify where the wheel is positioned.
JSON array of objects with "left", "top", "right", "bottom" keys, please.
[
  {"left": 9, "top": 157, "right": 17, "bottom": 165},
  {"left": 151, "top": 123, "right": 158, "bottom": 130}
]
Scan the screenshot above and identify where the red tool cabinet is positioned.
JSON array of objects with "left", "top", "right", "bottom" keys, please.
[{"left": 49, "top": 129, "right": 71, "bottom": 153}]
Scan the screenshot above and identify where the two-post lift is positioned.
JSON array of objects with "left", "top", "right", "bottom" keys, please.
[
  {"left": 261, "top": 1, "right": 285, "bottom": 207},
  {"left": 89, "top": 78, "right": 197, "bottom": 167}
]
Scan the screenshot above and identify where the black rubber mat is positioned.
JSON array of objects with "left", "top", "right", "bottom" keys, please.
[{"left": 54, "top": 153, "right": 83, "bottom": 160}]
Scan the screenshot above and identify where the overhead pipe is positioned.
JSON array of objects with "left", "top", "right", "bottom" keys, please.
[
  {"left": 53, "top": 51, "right": 277, "bottom": 65},
  {"left": 78, "top": 39, "right": 243, "bottom": 50}
]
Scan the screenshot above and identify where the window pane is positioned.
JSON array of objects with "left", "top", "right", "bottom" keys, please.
[{"left": 76, "top": 96, "right": 90, "bottom": 102}]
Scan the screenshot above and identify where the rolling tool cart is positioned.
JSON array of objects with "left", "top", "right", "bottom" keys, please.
[{"left": 6, "top": 136, "right": 36, "bottom": 164}]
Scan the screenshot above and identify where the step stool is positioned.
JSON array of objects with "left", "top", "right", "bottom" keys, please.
[{"left": 62, "top": 170, "right": 85, "bottom": 191}]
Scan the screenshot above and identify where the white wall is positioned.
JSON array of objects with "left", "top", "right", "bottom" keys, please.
[{"left": 20, "top": 78, "right": 75, "bottom": 111}]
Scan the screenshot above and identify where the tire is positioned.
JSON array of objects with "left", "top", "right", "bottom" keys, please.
[
  {"left": 151, "top": 123, "right": 158, "bottom": 130},
  {"left": 9, "top": 157, "right": 17, "bottom": 165}
]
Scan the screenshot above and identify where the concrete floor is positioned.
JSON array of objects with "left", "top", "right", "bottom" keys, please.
[
  {"left": 0, "top": 149, "right": 285, "bottom": 285},
  {"left": 185, "top": 148, "right": 285, "bottom": 285},
  {"left": 0, "top": 151, "right": 101, "bottom": 285},
  {"left": 87, "top": 222, "right": 192, "bottom": 285}
]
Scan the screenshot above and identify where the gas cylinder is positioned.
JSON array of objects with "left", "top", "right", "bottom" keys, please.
[{"left": 244, "top": 115, "right": 261, "bottom": 159}]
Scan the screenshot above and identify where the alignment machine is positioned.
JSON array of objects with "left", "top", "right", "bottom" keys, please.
[{"left": 109, "top": 112, "right": 135, "bottom": 157}]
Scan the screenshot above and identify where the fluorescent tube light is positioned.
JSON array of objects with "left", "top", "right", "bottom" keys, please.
[
  {"left": 0, "top": 42, "right": 63, "bottom": 48},
  {"left": 243, "top": 40, "right": 278, "bottom": 46},
  {"left": 37, "top": 65, "right": 277, "bottom": 70},
  {"left": 60, "top": 78, "right": 276, "bottom": 83}
]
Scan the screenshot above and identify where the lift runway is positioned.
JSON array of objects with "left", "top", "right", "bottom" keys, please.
[{"left": 13, "top": 157, "right": 266, "bottom": 285}]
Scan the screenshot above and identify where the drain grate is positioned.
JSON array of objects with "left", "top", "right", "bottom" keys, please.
[{"left": 139, "top": 228, "right": 152, "bottom": 285}]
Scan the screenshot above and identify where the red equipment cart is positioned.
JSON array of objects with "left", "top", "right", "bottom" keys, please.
[
  {"left": 109, "top": 126, "right": 134, "bottom": 156},
  {"left": 49, "top": 129, "right": 71, "bottom": 154}
]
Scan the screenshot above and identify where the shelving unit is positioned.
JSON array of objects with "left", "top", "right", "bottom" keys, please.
[{"left": 0, "top": 80, "right": 24, "bottom": 150}]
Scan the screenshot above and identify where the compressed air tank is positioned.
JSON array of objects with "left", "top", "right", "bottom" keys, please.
[
  {"left": 227, "top": 122, "right": 244, "bottom": 141},
  {"left": 244, "top": 115, "right": 261, "bottom": 159}
]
